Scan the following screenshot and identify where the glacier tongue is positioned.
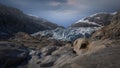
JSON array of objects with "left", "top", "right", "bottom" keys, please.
[{"left": 32, "top": 27, "right": 100, "bottom": 41}]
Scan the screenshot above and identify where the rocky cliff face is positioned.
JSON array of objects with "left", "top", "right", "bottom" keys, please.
[
  {"left": 0, "top": 4, "right": 59, "bottom": 39},
  {"left": 91, "top": 11, "right": 120, "bottom": 40}
]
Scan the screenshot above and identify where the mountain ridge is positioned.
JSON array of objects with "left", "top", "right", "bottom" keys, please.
[
  {"left": 70, "top": 12, "right": 115, "bottom": 27},
  {"left": 0, "top": 4, "right": 60, "bottom": 39}
]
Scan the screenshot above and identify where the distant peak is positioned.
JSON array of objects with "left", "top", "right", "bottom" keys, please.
[{"left": 89, "top": 12, "right": 109, "bottom": 17}]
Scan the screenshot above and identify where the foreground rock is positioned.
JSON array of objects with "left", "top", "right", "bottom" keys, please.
[
  {"left": 0, "top": 41, "right": 29, "bottom": 68},
  {"left": 10, "top": 32, "right": 64, "bottom": 49},
  {"left": 8, "top": 32, "right": 75, "bottom": 68},
  {"left": 63, "top": 39, "right": 120, "bottom": 68},
  {"left": 18, "top": 42, "right": 75, "bottom": 68},
  {"left": 51, "top": 38, "right": 120, "bottom": 68}
]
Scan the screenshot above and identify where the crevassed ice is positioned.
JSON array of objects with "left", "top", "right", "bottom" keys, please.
[{"left": 32, "top": 27, "right": 100, "bottom": 41}]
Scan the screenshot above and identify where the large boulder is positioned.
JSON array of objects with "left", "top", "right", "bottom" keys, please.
[
  {"left": 73, "top": 38, "right": 90, "bottom": 55},
  {"left": 56, "top": 38, "right": 120, "bottom": 68},
  {"left": 70, "top": 40, "right": 120, "bottom": 68}
]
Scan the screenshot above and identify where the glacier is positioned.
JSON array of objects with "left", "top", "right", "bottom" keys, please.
[{"left": 32, "top": 27, "right": 100, "bottom": 41}]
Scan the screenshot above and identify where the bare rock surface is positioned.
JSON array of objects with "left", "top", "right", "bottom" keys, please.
[
  {"left": 0, "top": 41, "right": 29, "bottom": 68},
  {"left": 91, "top": 11, "right": 120, "bottom": 40}
]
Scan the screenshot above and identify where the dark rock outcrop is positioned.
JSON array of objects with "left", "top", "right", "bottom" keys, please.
[{"left": 0, "top": 41, "right": 29, "bottom": 68}]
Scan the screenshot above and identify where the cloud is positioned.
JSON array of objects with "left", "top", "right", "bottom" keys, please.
[
  {"left": 48, "top": 10, "right": 79, "bottom": 17},
  {"left": 49, "top": 1, "right": 61, "bottom": 6}
]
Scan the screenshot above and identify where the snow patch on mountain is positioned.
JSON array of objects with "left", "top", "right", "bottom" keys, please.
[
  {"left": 89, "top": 12, "right": 108, "bottom": 17},
  {"left": 111, "top": 12, "right": 117, "bottom": 15},
  {"left": 95, "top": 17, "right": 101, "bottom": 19},
  {"left": 28, "top": 14, "right": 39, "bottom": 18},
  {"left": 75, "top": 19, "right": 102, "bottom": 27}
]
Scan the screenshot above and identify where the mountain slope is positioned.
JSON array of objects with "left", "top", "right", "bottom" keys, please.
[
  {"left": 70, "top": 12, "right": 114, "bottom": 27},
  {"left": 91, "top": 11, "right": 120, "bottom": 40},
  {"left": 0, "top": 4, "right": 59, "bottom": 39},
  {"left": 33, "top": 13, "right": 114, "bottom": 41}
]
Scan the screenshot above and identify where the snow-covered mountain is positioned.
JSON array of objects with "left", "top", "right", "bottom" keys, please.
[
  {"left": 32, "top": 12, "right": 117, "bottom": 41},
  {"left": 70, "top": 12, "right": 114, "bottom": 27}
]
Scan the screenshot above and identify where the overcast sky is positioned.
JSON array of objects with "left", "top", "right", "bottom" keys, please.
[{"left": 0, "top": 0, "right": 120, "bottom": 27}]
